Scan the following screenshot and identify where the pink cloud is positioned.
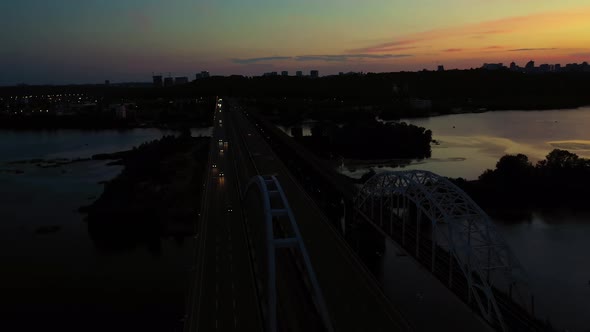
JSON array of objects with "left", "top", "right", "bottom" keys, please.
[{"left": 348, "top": 39, "right": 421, "bottom": 53}]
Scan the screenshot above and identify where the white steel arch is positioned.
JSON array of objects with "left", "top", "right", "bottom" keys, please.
[
  {"left": 245, "top": 175, "right": 333, "bottom": 332},
  {"left": 355, "top": 170, "right": 531, "bottom": 332}
]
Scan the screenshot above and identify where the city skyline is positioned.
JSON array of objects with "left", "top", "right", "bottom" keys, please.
[{"left": 3, "top": 0, "right": 590, "bottom": 85}]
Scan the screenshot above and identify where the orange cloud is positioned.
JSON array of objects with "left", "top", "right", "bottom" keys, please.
[{"left": 351, "top": 7, "right": 590, "bottom": 55}]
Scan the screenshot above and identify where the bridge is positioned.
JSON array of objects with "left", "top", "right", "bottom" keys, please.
[
  {"left": 355, "top": 170, "right": 537, "bottom": 331},
  {"left": 184, "top": 97, "right": 546, "bottom": 331}
]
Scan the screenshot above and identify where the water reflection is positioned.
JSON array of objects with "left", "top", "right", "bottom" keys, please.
[
  {"left": 280, "top": 107, "right": 590, "bottom": 180},
  {"left": 496, "top": 211, "right": 590, "bottom": 331},
  {"left": 0, "top": 129, "right": 196, "bottom": 332}
]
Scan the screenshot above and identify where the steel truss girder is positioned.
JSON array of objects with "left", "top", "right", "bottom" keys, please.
[
  {"left": 245, "top": 175, "right": 333, "bottom": 332},
  {"left": 355, "top": 170, "right": 531, "bottom": 332}
]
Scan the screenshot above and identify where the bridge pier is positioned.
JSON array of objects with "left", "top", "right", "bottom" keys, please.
[
  {"left": 449, "top": 252, "right": 453, "bottom": 289},
  {"left": 431, "top": 226, "right": 436, "bottom": 273},
  {"left": 416, "top": 209, "right": 421, "bottom": 258},
  {"left": 402, "top": 197, "right": 406, "bottom": 246}
]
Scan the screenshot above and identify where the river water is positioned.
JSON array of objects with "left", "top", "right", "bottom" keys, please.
[
  {"left": 398, "top": 108, "right": 590, "bottom": 331},
  {"left": 0, "top": 128, "right": 210, "bottom": 331},
  {"left": 281, "top": 108, "right": 590, "bottom": 331}
]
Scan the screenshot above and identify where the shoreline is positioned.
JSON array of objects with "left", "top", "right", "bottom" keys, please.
[{"left": 80, "top": 134, "right": 210, "bottom": 247}]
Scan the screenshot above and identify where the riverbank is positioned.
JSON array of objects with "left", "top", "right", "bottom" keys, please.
[
  {"left": 392, "top": 103, "right": 590, "bottom": 120},
  {"left": 80, "top": 134, "right": 209, "bottom": 252}
]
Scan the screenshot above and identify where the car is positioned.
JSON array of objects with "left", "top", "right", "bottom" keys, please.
[
  {"left": 227, "top": 205, "right": 233, "bottom": 213},
  {"left": 219, "top": 119, "right": 222, "bottom": 124},
  {"left": 212, "top": 164, "right": 217, "bottom": 168},
  {"left": 219, "top": 172, "right": 224, "bottom": 177},
  {"left": 219, "top": 149, "right": 224, "bottom": 154}
]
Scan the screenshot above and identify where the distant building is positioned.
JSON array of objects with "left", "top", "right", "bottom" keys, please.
[
  {"left": 482, "top": 63, "right": 504, "bottom": 70},
  {"left": 164, "top": 77, "right": 174, "bottom": 87},
  {"left": 290, "top": 127, "right": 303, "bottom": 137},
  {"left": 116, "top": 105, "right": 126, "bottom": 119},
  {"left": 437, "top": 65, "right": 445, "bottom": 72},
  {"left": 175, "top": 77, "right": 189, "bottom": 85},
  {"left": 296, "top": 71, "right": 303, "bottom": 77},
  {"left": 195, "top": 73, "right": 202, "bottom": 79},
  {"left": 153, "top": 75, "right": 163, "bottom": 87},
  {"left": 200, "top": 71, "right": 210, "bottom": 78},
  {"left": 105, "top": 80, "right": 110, "bottom": 86},
  {"left": 281, "top": 71, "right": 288, "bottom": 76},
  {"left": 539, "top": 64, "right": 551, "bottom": 73},
  {"left": 509, "top": 62, "right": 517, "bottom": 71},
  {"left": 310, "top": 70, "right": 319, "bottom": 78},
  {"left": 525, "top": 60, "right": 535, "bottom": 71},
  {"left": 554, "top": 64, "right": 562, "bottom": 72}
]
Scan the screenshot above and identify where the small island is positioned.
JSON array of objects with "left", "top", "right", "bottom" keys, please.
[{"left": 80, "top": 132, "right": 209, "bottom": 253}]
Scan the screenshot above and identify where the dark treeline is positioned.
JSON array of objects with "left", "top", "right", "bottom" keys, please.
[
  {"left": 81, "top": 132, "right": 209, "bottom": 253},
  {"left": 208, "top": 71, "right": 590, "bottom": 119},
  {"left": 453, "top": 149, "right": 590, "bottom": 217},
  {"left": 4, "top": 69, "right": 590, "bottom": 120},
  {"left": 294, "top": 120, "right": 432, "bottom": 160}
]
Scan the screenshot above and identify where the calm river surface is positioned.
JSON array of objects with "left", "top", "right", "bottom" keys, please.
[
  {"left": 0, "top": 128, "right": 210, "bottom": 331},
  {"left": 282, "top": 108, "right": 590, "bottom": 331}
]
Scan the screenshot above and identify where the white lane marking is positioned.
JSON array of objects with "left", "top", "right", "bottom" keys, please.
[
  {"left": 234, "top": 316, "right": 238, "bottom": 328},
  {"left": 215, "top": 319, "right": 218, "bottom": 329}
]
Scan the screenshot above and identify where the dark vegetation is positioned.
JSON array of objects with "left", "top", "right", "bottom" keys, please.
[
  {"left": 301, "top": 121, "right": 432, "bottom": 160},
  {"left": 452, "top": 149, "right": 590, "bottom": 218},
  {"left": 3, "top": 69, "right": 590, "bottom": 130},
  {"left": 201, "top": 70, "right": 590, "bottom": 119},
  {"left": 185, "top": 71, "right": 590, "bottom": 116},
  {"left": 80, "top": 132, "right": 209, "bottom": 253},
  {"left": 248, "top": 97, "right": 432, "bottom": 161}
]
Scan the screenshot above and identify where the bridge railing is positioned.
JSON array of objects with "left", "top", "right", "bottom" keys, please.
[
  {"left": 244, "top": 175, "right": 334, "bottom": 332},
  {"left": 355, "top": 170, "right": 540, "bottom": 332}
]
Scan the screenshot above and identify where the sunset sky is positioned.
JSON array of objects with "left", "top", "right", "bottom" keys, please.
[{"left": 2, "top": 0, "right": 590, "bottom": 84}]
